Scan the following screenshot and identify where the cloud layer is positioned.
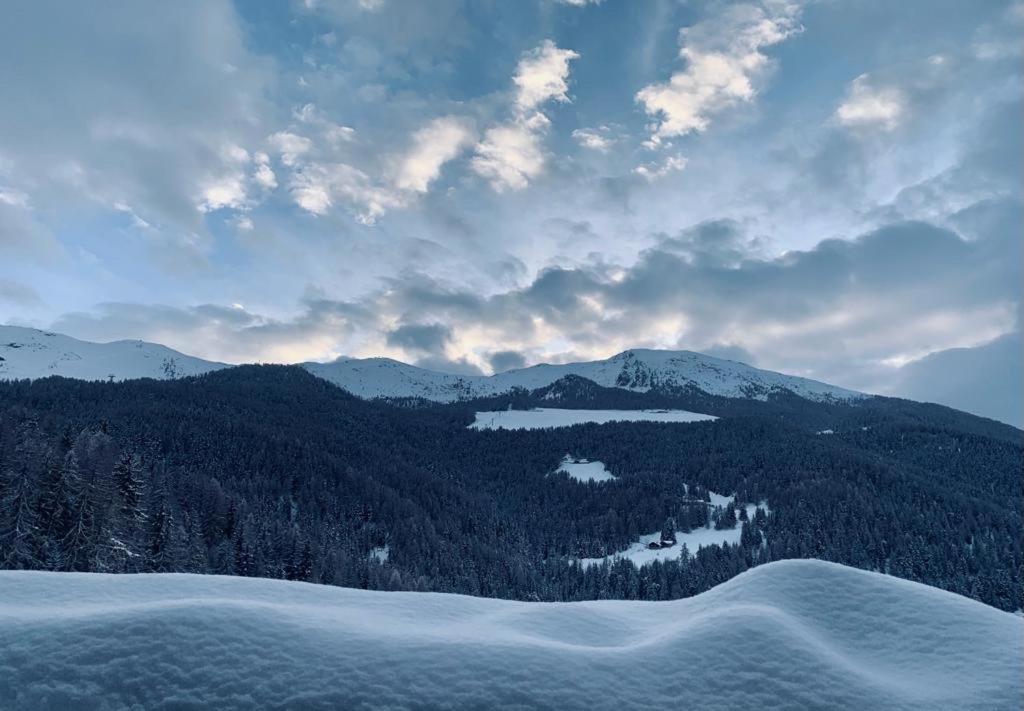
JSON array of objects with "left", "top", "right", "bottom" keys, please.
[{"left": 0, "top": 0, "right": 1020, "bottom": 425}]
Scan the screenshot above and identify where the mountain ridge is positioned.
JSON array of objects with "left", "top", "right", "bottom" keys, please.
[{"left": 1, "top": 324, "right": 864, "bottom": 405}]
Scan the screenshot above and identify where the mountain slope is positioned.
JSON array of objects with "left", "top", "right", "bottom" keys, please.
[
  {"left": 0, "top": 560, "right": 1019, "bottom": 710},
  {"left": 305, "top": 348, "right": 865, "bottom": 403},
  {"left": 0, "top": 325, "right": 226, "bottom": 381}
]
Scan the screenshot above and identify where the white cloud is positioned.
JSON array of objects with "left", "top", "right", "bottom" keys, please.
[
  {"left": 472, "top": 115, "right": 549, "bottom": 192},
  {"left": 835, "top": 74, "right": 907, "bottom": 131},
  {"left": 633, "top": 154, "right": 688, "bottom": 181},
  {"left": 293, "top": 103, "right": 356, "bottom": 146},
  {"left": 252, "top": 153, "right": 278, "bottom": 190},
  {"left": 572, "top": 127, "right": 615, "bottom": 152},
  {"left": 558, "top": 0, "right": 602, "bottom": 5},
  {"left": 395, "top": 116, "right": 476, "bottom": 193},
  {"left": 198, "top": 176, "right": 248, "bottom": 212},
  {"left": 196, "top": 144, "right": 257, "bottom": 213},
  {"left": 268, "top": 132, "right": 314, "bottom": 167},
  {"left": 636, "top": 2, "right": 803, "bottom": 143},
  {"left": 471, "top": 40, "right": 579, "bottom": 191},
  {"left": 290, "top": 162, "right": 406, "bottom": 224},
  {"left": 513, "top": 40, "right": 580, "bottom": 113},
  {"left": 0, "top": 188, "right": 30, "bottom": 208}
]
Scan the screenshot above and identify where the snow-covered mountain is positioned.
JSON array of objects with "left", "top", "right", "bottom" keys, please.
[
  {"left": 1, "top": 560, "right": 1019, "bottom": 709},
  {"left": 0, "top": 324, "right": 864, "bottom": 404},
  {"left": 0, "top": 325, "right": 226, "bottom": 381},
  {"left": 305, "top": 348, "right": 866, "bottom": 403}
]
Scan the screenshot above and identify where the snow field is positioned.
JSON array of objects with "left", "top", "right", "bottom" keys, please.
[
  {"left": 0, "top": 560, "right": 1019, "bottom": 710},
  {"left": 469, "top": 408, "right": 717, "bottom": 430}
]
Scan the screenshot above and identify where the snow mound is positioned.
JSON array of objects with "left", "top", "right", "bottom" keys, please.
[
  {"left": 0, "top": 325, "right": 226, "bottom": 382},
  {"left": 469, "top": 407, "right": 716, "bottom": 430},
  {"left": 0, "top": 560, "right": 1019, "bottom": 710}
]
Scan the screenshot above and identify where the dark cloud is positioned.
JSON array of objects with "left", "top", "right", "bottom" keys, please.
[
  {"left": 385, "top": 323, "right": 451, "bottom": 354},
  {"left": 0, "top": 279, "right": 43, "bottom": 307},
  {"left": 892, "top": 332, "right": 1022, "bottom": 428},
  {"left": 489, "top": 350, "right": 526, "bottom": 372}
]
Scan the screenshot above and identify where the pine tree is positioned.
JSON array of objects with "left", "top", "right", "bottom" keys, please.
[
  {"left": 660, "top": 516, "right": 677, "bottom": 546},
  {"left": 0, "top": 464, "right": 40, "bottom": 569}
]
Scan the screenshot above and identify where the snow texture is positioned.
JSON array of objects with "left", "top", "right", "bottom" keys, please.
[
  {"left": 556, "top": 455, "right": 618, "bottom": 482},
  {"left": 579, "top": 493, "right": 763, "bottom": 567},
  {"left": 469, "top": 407, "right": 717, "bottom": 430},
  {"left": 0, "top": 560, "right": 1019, "bottom": 710},
  {"left": 306, "top": 348, "right": 866, "bottom": 403},
  {"left": 0, "top": 325, "right": 226, "bottom": 382}
]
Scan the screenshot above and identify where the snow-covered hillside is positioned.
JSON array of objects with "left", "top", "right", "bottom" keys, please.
[
  {"left": 306, "top": 348, "right": 866, "bottom": 403},
  {"left": 0, "top": 325, "right": 226, "bottom": 381},
  {"left": 0, "top": 561, "right": 1019, "bottom": 710}
]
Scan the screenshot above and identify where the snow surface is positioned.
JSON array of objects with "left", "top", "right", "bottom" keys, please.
[
  {"left": 0, "top": 325, "right": 226, "bottom": 382},
  {"left": 580, "top": 493, "right": 764, "bottom": 568},
  {"left": 470, "top": 407, "right": 717, "bottom": 430},
  {"left": 0, "top": 560, "right": 1019, "bottom": 710},
  {"left": 556, "top": 455, "right": 618, "bottom": 482},
  {"left": 306, "top": 348, "right": 867, "bottom": 404}
]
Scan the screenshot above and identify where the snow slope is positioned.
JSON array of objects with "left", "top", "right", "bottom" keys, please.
[
  {"left": 0, "top": 325, "right": 226, "bottom": 381},
  {"left": 0, "top": 561, "right": 1019, "bottom": 710},
  {"left": 556, "top": 455, "right": 618, "bottom": 482},
  {"left": 470, "top": 407, "right": 717, "bottom": 430},
  {"left": 305, "top": 348, "right": 866, "bottom": 403},
  {"left": 580, "top": 493, "right": 765, "bottom": 567}
]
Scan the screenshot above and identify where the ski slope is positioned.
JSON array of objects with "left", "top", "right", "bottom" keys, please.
[
  {"left": 0, "top": 560, "right": 1019, "bottom": 710},
  {"left": 470, "top": 407, "right": 717, "bottom": 430},
  {"left": 0, "top": 325, "right": 226, "bottom": 381}
]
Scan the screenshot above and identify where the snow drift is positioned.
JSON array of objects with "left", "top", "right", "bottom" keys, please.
[{"left": 0, "top": 560, "right": 1019, "bottom": 710}]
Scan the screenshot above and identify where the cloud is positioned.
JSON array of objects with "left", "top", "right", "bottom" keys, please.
[
  {"left": 633, "top": 154, "right": 687, "bottom": 181},
  {"left": 288, "top": 162, "right": 406, "bottom": 223},
  {"left": 394, "top": 116, "right": 476, "bottom": 193},
  {"left": 50, "top": 200, "right": 1019, "bottom": 411},
  {"left": 513, "top": 40, "right": 580, "bottom": 113},
  {"left": 0, "top": 279, "right": 43, "bottom": 307},
  {"left": 890, "top": 332, "right": 1022, "bottom": 428},
  {"left": 267, "top": 132, "right": 314, "bottom": 167},
  {"left": 0, "top": 0, "right": 276, "bottom": 258},
  {"left": 488, "top": 350, "right": 526, "bottom": 372},
  {"left": 636, "top": 1, "right": 803, "bottom": 143},
  {"left": 471, "top": 116, "right": 550, "bottom": 192},
  {"left": 471, "top": 40, "right": 579, "bottom": 191},
  {"left": 835, "top": 74, "right": 907, "bottom": 131},
  {"left": 572, "top": 126, "right": 616, "bottom": 152},
  {"left": 385, "top": 322, "right": 452, "bottom": 353}
]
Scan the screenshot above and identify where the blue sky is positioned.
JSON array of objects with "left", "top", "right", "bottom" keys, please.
[{"left": 0, "top": 0, "right": 1020, "bottom": 419}]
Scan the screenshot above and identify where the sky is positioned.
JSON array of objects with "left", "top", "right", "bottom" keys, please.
[{"left": 0, "top": 0, "right": 1020, "bottom": 423}]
